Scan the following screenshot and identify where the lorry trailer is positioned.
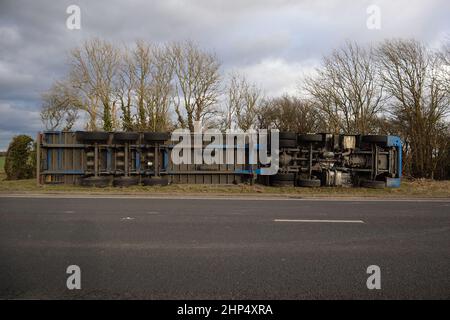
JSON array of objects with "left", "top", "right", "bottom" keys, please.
[{"left": 36, "top": 131, "right": 402, "bottom": 188}]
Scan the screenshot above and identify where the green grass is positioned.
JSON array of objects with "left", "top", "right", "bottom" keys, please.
[
  {"left": 0, "top": 156, "right": 5, "bottom": 173},
  {"left": 0, "top": 172, "right": 449, "bottom": 198}
]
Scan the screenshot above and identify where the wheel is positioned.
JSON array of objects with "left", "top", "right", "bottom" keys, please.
[
  {"left": 279, "top": 139, "right": 297, "bottom": 148},
  {"left": 76, "top": 131, "right": 110, "bottom": 142},
  {"left": 79, "top": 176, "right": 111, "bottom": 187},
  {"left": 143, "top": 132, "right": 170, "bottom": 142},
  {"left": 270, "top": 173, "right": 295, "bottom": 187},
  {"left": 279, "top": 132, "right": 297, "bottom": 140},
  {"left": 271, "top": 173, "right": 295, "bottom": 181},
  {"left": 142, "top": 177, "right": 169, "bottom": 186},
  {"left": 113, "top": 132, "right": 139, "bottom": 142},
  {"left": 298, "top": 134, "right": 323, "bottom": 143},
  {"left": 361, "top": 135, "right": 388, "bottom": 144},
  {"left": 297, "top": 179, "right": 321, "bottom": 187},
  {"left": 361, "top": 179, "right": 386, "bottom": 189},
  {"left": 271, "top": 180, "right": 294, "bottom": 187},
  {"left": 113, "top": 176, "right": 139, "bottom": 187}
]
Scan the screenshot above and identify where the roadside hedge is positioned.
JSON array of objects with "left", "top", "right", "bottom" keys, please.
[{"left": 4, "top": 135, "right": 36, "bottom": 180}]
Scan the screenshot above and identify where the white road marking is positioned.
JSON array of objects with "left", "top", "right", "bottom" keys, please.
[
  {"left": 121, "top": 217, "right": 135, "bottom": 221},
  {"left": 274, "top": 219, "right": 365, "bottom": 224},
  {"left": 63, "top": 210, "right": 75, "bottom": 214}
]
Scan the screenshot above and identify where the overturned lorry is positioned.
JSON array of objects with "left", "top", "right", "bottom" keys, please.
[{"left": 36, "top": 131, "right": 402, "bottom": 188}]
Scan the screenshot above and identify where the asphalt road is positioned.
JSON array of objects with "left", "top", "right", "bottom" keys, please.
[{"left": 0, "top": 195, "right": 449, "bottom": 299}]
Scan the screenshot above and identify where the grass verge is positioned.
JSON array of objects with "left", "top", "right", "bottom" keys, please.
[{"left": 0, "top": 172, "right": 449, "bottom": 198}]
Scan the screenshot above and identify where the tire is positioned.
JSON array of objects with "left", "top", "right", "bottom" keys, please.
[
  {"left": 113, "top": 176, "right": 139, "bottom": 187},
  {"left": 361, "top": 135, "right": 388, "bottom": 144},
  {"left": 76, "top": 131, "right": 110, "bottom": 142},
  {"left": 143, "top": 132, "right": 170, "bottom": 142},
  {"left": 297, "top": 179, "right": 321, "bottom": 187},
  {"left": 270, "top": 173, "right": 295, "bottom": 187},
  {"left": 298, "top": 134, "right": 323, "bottom": 143},
  {"left": 271, "top": 180, "right": 294, "bottom": 187},
  {"left": 113, "top": 132, "right": 139, "bottom": 142},
  {"left": 271, "top": 173, "right": 295, "bottom": 181},
  {"left": 142, "top": 177, "right": 169, "bottom": 186},
  {"left": 361, "top": 179, "right": 386, "bottom": 189},
  {"left": 79, "top": 176, "right": 111, "bottom": 187},
  {"left": 279, "top": 139, "right": 297, "bottom": 148},
  {"left": 279, "top": 132, "right": 297, "bottom": 140}
]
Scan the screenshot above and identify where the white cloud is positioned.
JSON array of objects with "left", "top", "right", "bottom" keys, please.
[{"left": 239, "top": 58, "right": 318, "bottom": 96}]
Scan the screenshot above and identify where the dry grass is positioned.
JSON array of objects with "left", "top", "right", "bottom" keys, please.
[{"left": 0, "top": 172, "right": 449, "bottom": 198}]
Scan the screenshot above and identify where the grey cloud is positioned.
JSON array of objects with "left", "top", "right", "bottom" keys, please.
[
  {"left": 0, "top": 0, "right": 449, "bottom": 150},
  {"left": 0, "top": 102, "right": 41, "bottom": 149}
]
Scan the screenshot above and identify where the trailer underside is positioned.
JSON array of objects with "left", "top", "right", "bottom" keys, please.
[{"left": 37, "top": 131, "right": 402, "bottom": 188}]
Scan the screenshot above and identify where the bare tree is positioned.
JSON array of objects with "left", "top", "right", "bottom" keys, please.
[
  {"left": 40, "top": 81, "right": 79, "bottom": 130},
  {"left": 170, "top": 41, "right": 221, "bottom": 131},
  {"left": 257, "top": 95, "right": 325, "bottom": 132},
  {"left": 235, "top": 76, "right": 261, "bottom": 131},
  {"left": 376, "top": 39, "right": 449, "bottom": 178},
  {"left": 131, "top": 40, "right": 152, "bottom": 130},
  {"left": 223, "top": 73, "right": 240, "bottom": 130},
  {"left": 116, "top": 47, "right": 136, "bottom": 131},
  {"left": 145, "top": 44, "right": 174, "bottom": 132},
  {"left": 223, "top": 73, "right": 262, "bottom": 131},
  {"left": 439, "top": 37, "right": 450, "bottom": 96},
  {"left": 117, "top": 42, "right": 174, "bottom": 132},
  {"left": 69, "top": 38, "right": 120, "bottom": 131},
  {"left": 304, "top": 41, "right": 385, "bottom": 134}
]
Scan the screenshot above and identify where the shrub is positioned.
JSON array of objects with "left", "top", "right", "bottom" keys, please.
[{"left": 4, "top": 135, "right": 36, "bottom": 180}]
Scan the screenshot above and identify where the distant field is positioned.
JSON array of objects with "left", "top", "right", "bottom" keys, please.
[{"left": 0, "top": 156, "right": 5, "bottom": 173}]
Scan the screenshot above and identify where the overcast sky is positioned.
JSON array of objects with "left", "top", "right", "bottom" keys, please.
[{"left": 0, "top": 0, "right": 449, "bottom": 150}]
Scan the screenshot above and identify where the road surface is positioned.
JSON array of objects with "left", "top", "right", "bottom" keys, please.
[{"left": 0, "top": 195, "right": 449, "bottom": 299}]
